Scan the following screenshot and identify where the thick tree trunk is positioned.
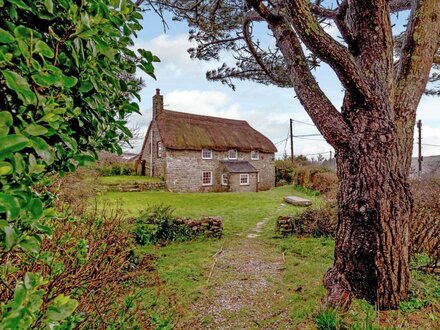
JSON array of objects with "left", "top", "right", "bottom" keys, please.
[{"left": 324, "top": 132, "right": 413, "bottom": 309}]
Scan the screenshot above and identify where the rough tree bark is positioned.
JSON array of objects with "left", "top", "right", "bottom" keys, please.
[{"left": 142, "top": 0, "right": 440, "bottom": 309}]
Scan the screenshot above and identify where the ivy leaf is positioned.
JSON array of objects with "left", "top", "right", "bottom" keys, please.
[
  {"left": 28, "top": 198, "right": 43, "bottom": 218},
  {"left": 18, "top": 236, "right": 41, "bottom": 254},
  {"left": 32, "top": 72, "right": 58, "bottom": 87},
  {"left": 45, "top": 294, "right": 78, "bottom": 322},
  {"left": 7, "top": 0, "right": 31, "bottom": 11},
  {"left": 24, "top": 124, "right": 48, "bottom": 136},
  {"left": 79, "top": 80, "right": 93, "bottom": 93},
  {"left": 1, "top": 70, "right": 37, "bottom": 106},
  {"left": 0, "top": 161, "right": 13, "bottom": 175},
  {"left": 34, "top": 40, "right": 54, "bottom": 58},
  {"left": 0, "top": 193, "right": 20, "bottom": 219},
  {"left": 43, "top": 0, "right": 53, "bottom": 13},
  {"left": 61, "top": 75, "right": 78, "bottom": 88},
  {"left": 0, "top": 135, "right": 29, "bottom": 157},
  {"left": 3, "top": 225, "right": 18, "bottom": 250},
  {"left": 0, "top": 111, "right": 13, "bottom": 127},
  {"left": 0, "top": 111, "right": 13, "bottom": 137},
  {"left": 30, "top": 137, "right": 54, "bottom": 164},
  {"left": 0, "top": 28, "right": 14, "bottom": 43}
]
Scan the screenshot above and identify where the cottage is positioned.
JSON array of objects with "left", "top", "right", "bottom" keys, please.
[{"left": 135, "top": 89, "right": 277, "bottom": 192}]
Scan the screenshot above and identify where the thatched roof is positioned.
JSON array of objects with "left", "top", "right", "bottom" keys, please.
[
  {"left": 220, "top": 160, "right": 258, "bottom": 173},
  {"left": 154, "top": 110, "right": 277, "bottom": 153}
]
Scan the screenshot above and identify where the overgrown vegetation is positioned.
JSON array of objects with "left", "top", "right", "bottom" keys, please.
[
  {"left": 0, "top": 0, "right": 158, "bottom": 326},
  {"left": 133, "top": 204, "right": 199, "bottom": 245}
]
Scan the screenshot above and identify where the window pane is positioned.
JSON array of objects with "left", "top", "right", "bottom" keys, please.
[{"left": 202, "top": 171, "right": 212, "bottom": 185}]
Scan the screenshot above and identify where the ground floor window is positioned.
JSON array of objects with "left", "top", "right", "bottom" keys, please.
[
  {"left": 240, "top": 174, "right": 249, "bottom": 185},
  {"left": 221, "top": 173, "right": 228, "bottom": 186},
  {"left": 202, "top": 171, "right": 212, "bottom": 186}
]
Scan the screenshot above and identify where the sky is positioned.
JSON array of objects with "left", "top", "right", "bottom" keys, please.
[{"left": 128, "top": 7, "right": 440, "bottom": 159}]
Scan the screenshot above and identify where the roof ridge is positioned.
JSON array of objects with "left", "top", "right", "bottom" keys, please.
[{"left": 162, "top": 109, "right": 248, "bottom": 124}]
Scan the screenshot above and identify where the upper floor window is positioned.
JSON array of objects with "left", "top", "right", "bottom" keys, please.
[
  {"left": 157, "top": 141, "right": 163, "bottom": 158},
  {"left": 251, "top": 150, "right": 259, "bottom": 160},
  {"left": 202, "top": 171, "right": 213, "bottom": 186},
  {"left": 228, "top": 149, "right": 237, "bottom": 159},
  {"left": 202, "top": 149, "right": 213, "bottom": 159}
]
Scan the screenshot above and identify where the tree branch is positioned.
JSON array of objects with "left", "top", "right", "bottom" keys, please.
[
  {"left": 242, "top": 11, "right": 282, "bottom": 84},
  {"left": 281, "top": 0, "right": 377, "bottom": 105},
  {"left": 268, "top": 20, "right": 352, "bottom": 149},
  {"left": 390, "top": 0, "right": 412, "bottom": 13},
  {"left": 395, "top": 1, "right": 440, "bottom": 114}
]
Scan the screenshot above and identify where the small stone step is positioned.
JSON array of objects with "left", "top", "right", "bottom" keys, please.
[{"left": 284, "top": 195, "right": 312, "bottom": 207}]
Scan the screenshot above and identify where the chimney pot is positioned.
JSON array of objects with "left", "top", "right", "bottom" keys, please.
[{"left": 152, "top": 88, "right": 164, "bottom": 118}]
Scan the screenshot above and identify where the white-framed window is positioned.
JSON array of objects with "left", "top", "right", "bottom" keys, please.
[
  {"left": 228, "top": 149, "right": 237, "bottom": 159},
  {"left": 202, "top": 149, "right": 213, "bottom": 159},
  {"left": 251, "top": 150, "right": 259, "bottom": 160},
  {"left": 221, "top": 174, "right": 228, "bottom": 186},
  {"left": 157, "top": 141, "right": 163, "bottom": 158},
  {"left": 240, "top": 174, "right": 249, "bottom": 186},
  {"left": 202, "top": 171, "right": 212, "bottom": 186}
]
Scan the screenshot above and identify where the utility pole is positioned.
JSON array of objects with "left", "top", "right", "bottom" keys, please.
[
  {"left": 290, "top": 118, "right": 294, "bottom": 164},
  {"left": 417, "top": 120, "right": 423, "bottom": 177}
]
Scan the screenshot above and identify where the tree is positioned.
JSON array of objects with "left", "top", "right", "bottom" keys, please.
[
  {"left": 141, "top": 0, "right": 440, "bottom": 309},
  {"left": 0, "top": 0, "right": 158, "bottom": 326}
]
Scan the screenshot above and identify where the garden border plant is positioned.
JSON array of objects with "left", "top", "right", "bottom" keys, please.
[{"left": 0, "top": 0, "right": 158, "bottom": 327}]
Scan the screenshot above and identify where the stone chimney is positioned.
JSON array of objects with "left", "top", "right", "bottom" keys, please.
[{"left": 152, "top": 88, "right": 163, "bottom": 118}]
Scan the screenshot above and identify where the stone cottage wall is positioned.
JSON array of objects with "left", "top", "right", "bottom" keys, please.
[
  {"left": 165, "top": 149, "right": 222, "bottom": 192},
  {"left": 165, "top": 149, "right": 275, "bottom": 193},
  {"left": 243, "top": 151, "right": 275, "bottom": 191},
  {"left": 228, "top": 172, "right": 258, "bottom": 192},
  {"left": 138, "top": 121, "right": 166, "bottom": 177}
]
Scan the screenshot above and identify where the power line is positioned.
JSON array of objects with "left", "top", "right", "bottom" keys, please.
[
  {"left": 292, "top": 119, "right": 315, "bottom": 126},
  {"left": 294, "top": 136, "right": 326, "bottom": 141},
  {"left": 293, "top": 134, "right": 322, "bottom": 137},
  {"left": 301, "top": 151, "right": 332, "bottom": 156}
]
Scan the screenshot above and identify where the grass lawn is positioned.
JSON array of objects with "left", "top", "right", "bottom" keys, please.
[
  {"left": 98, "top": 185, "right": 321, "bottom": 235},
  {"left": 99, "top": 175, "right": 163, "bottom": 185},
  {"left": 95, "top": 185, "right": 439, "bottom": 329}
]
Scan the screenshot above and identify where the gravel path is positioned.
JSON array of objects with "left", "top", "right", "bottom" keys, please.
[{"left": 183, "top": 205, "right": 291, "bottom": 329}]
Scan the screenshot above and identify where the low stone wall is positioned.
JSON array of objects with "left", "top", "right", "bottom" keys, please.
[
  {"left": 175, "top": 216, "right": 223, "bottom": 238},
  {"left": 275, "top": 215, "right": 298, "bottom": 236},
  {"left": 118, "top": 182, "right": 166, "bottom": 192},
  {"left": 101, "top": 181, "right": 166, "bottom": 192}
]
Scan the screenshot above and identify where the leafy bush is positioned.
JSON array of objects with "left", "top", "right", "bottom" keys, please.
[
  {"left": 95, "top": 162, "right": 135, "bottom": 176},
  {"left": 133, "top": 205, "right": 199, "bottom": 245},
  {"left": 0, "top": 0, "right": 158, "bottom": 326},
  {"left": 0, "top": 202, "right": 152, "bottom": 329}
]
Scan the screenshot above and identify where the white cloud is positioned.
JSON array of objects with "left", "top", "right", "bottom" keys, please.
[{"left": 164, "top": 90, "right": 241, "bottom": 119}]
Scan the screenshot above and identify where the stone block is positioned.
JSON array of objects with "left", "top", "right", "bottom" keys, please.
[{"left": 284, "top": 196, "right": 312, "bottom": 207}]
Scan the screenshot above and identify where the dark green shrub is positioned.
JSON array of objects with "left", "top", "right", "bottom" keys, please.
[
  {"left": 277, "top": 203, "right": 337, "bottom": 238},
  {"left": 133, "top": 205, "right": 197, "bottom": 245}
]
